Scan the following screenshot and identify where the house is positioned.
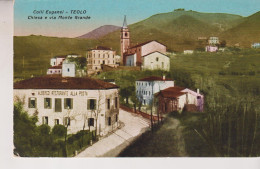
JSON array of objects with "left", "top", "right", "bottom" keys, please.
[
  {"left": 62, "top": 59, "right": 76, "bottom": 77},
  {"left": 67, "top": 54, "right": 79, "bottom": 58},
  {"left": 50, "top": 55, "right": 67, "bottom": 67},
  {"left": 47, "top": 65, "right": 62, "bottom": 75},
  {"left": 183, "top": 50, "right": 194, "bottom": 54},
  {"left": 120, "top": 16, "right": 168, "bottom": 69},
  {"left": 87, "top": 46, "right": 117, "bottom": 74},
  {"left": 125, "top": 51, "right": 170, "bottom": 71},
  {"left": 251, "top": 43, "right": 260, "bottom": 49},
  {"left": 155, "top": 86, "right": 204, "bottom": 114},
  {"left": 136, "top": 76, "right": 174, "bottom": 105},
  {"left": 13, "top": 76, "right": 120, "bottom": 135},
  {"left": 205, "top": 45, "right": 218, "bottom": 52},
  {"left": 141, "top": 51, "right": 170, "bottom": 71},
  {"left": 208, "top": 37, "right": 219, "bottom": 45}
]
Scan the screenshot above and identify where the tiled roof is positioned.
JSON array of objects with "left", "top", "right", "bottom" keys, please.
[
  {"left": 91, "top": 46, "right": 112, "bottom": 51},
  {"left": 48, "top": 65, "right": 62, "bottom": 69},
  {"left": 156, "top": 86, "right": 186, "bottom": 98},
  {"left": 137, "top": 76, "right": 173, "bottom": 81},
  {"left": 129, "top": 40, "right": 166, "bottom": 49},
  {"left": 14, "top": 76, "right": 119, "bottom": 90}
]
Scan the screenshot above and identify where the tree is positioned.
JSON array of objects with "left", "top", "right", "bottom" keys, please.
[{"left": 120, "top": 86, "right": 135, "bottom": 104}]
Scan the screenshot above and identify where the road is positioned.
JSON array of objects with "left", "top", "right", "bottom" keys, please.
[{"left": 76, "top": 109, "right": 150, "bottom": 157}]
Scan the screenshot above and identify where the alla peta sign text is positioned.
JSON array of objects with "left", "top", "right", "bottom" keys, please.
[{"left": 37, "top": 90, "right": 88, "bottom": 97}]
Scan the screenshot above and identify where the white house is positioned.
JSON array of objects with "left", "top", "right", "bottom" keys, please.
[
  {"left": 183, "top": 50, "right": 194, "bottom": 54},
  {"left": 87, "top": 46, "right": 117, "bottom": 75},
  {"left": 50, "top": 55, "right": 67, "bottom": 66},
  {"left": 208, "top": 37, "right": 219, "bottom": 45},
  {"left": 62, "top": 60, "right": 76, "bottom": 77},
  {"left": 67, "top": 54, "right": 79, "bottom": 58},
  {"left": 136, "top": 76, "right": 174, "bottom": 105},
  {"left": 13, "top": 76, "right": 120, "bottom": 135},
  {"left": 142, "top": 51, "right": 170, "bottom": 71},
  {"left": 47, "top": 65, "right": 62, "bottom": 75}
]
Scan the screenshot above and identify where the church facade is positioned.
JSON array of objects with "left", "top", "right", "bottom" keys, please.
[{"left": 120, "top": 16, "right": 170, "bottom": 71}]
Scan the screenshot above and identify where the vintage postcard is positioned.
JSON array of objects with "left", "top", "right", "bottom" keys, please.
[{"left": 9, "top": 0, "right": 260, "bottom": 162}]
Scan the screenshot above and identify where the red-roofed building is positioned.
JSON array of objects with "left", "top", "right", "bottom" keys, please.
[
  {"left": 47, "top": 65, "right": 62, "bottom": 75},
  {"left": 155, "top": 87, "right": 204, "bottom": 114},
  {"left": 120, "top": 16, "right": 168, "bottom": 69},
  {"left": 14, "top": 76, "right": 120, "bottom": 135}
]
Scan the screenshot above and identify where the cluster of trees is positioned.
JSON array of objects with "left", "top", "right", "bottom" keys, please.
[
  {"left": 66, "top": 57, "right": 86, "bottom": 69},
  {"left": 13, "top": 102, "right": 94, "bottom": 157}
]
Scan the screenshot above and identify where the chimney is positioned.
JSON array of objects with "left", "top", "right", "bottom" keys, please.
[
  {"left": 163, "top": 75, "right": 165, "bottom": 80},
  {"left": 62, "top": 79, "right": 68, "bottom": 83},
  {"left": 197, "top": 88, "right": 200, "bottom": 94}
]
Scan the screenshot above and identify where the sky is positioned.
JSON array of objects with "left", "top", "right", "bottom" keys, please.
[{"left": 14, "top": 0, "right": 260, "bottom": 38}]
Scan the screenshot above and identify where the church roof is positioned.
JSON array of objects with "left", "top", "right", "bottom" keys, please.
[
  {"left": 129, "top": 40, "right": 166, "bottom": 49},
  {"left": 142, "top": 51, "right": 169, "bottom": 58},
  {"left": 90, "top": 46, "right": 113, "bottom": 51},
  {"left": 122, "top": 15, "right": 128, "bottom": 28}
]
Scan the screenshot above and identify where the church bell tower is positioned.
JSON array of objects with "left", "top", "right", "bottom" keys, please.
[{"left": 120, "top": 15, "right": 130, "bottom": 65}]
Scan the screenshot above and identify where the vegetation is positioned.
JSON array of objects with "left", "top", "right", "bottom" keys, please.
[
  {"left": 13, "top": 102, "right": 95, "bottom": 157},
  {"left": 113, "top": 49, "right": 260, "bottom": 157}
]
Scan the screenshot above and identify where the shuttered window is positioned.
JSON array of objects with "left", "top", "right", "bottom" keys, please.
[
  {"left": 42, "top": 116, "right": 48, "bottom": 125},
  {"left": 64, "top": 98, "right": 73, "bottom": 109},
  {"left": 88, "top": 118, "right": 94, "bottom": 126},
  {"left": 87, "top": 99, "right": 96, "bottom": 110},
  {"left": 55, "top": 98, "right": 62, "bottom": 112},
  {"left": 115, "top": 97, "right": 118, "bottom": 109},
  {"left": 108, "top": 117, "right": 111, "bottom": 126},
  {"left": 28, "top": 97, "right": 37, "bottom": 108},
  {"left": 44, "top": 98, "right": 52, "bottom": 109},
  {"left": 107, "top": 99, "right": 110, "bottom": 110}
]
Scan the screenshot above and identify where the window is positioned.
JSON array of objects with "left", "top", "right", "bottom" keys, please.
[
  {"left": 156, "top": 57, "right": 159, "bottom": 61},
  {"left": 64, "top": 98, "right": 73, "bottom": 109},
  {"left": 44, "top": 98, "right": 52, "bottom": 109},
  {"left": 197, "top": 96, "right": 201, "bottom": 99},
  {"left": 67, "top": 68, "right": 70, "bottom": 72},
  {"left": 115, "top": 97, "right": 118, "bottom": 109},
  {"left": 88, "top": 118, "right": 94, "bottom": 127},
  {"left": 143, "top": 100, "right": 146, "bottom": 105},
  {"left": 28, "top": 97, "right": 37, "bottom": 108},
  {"left": 87, "top": 99, "right": 96, "bottom": 110},
  {"left": 149, "top": 91, "right": 151, "bottom": 95},
  {"left": 55, "top": 98, "right": 62, "bottom": 112},
  {"left": 125, "top": 32, "right": 128, "bottom": 37},
  {"left": 107, "top": 99, "right": 110, "bottom": 109},
  {"left": 116, "top": 114, "right": 118, "bottom": 122},
  {"left": 54, "top": 62, "right": 56, "bottom": 65},
  {"left": 55, "top": 119, "right": 59, "bottom": 125},
  {"left": 64, "top": 117, "right": 70, "bottom": 126},
  {"left": 108, "top": 117, "right": 111, "bottom": 126},
  {"left": 42, "top": 116, "right": 48, "bottom": 125},
  {"left": 162, "top": 62, "right": 164, "bottom": 68},
  {"left": 50, "top": 71, "right": 52, "bottom": 73}
]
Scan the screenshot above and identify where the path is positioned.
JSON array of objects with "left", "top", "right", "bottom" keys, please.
[
  {"left": 165, "top": 118, "right": 188, "bottom": 156},
  {"left": 76, "top": 109, "right": 150, "bottom": 157}
]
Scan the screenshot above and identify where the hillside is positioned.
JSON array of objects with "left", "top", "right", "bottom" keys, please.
[
  {"left": 220, "top": 11, "right": 260, "bottom": 47},
  {"left": 100, "top": 10, "right": 244, "bottom": 52},
  {"left": 77, "top": 25, "right": 120, "bottom": 39},
  {"left": 14, "top": 35, "right": 99, "bottom": 79}
]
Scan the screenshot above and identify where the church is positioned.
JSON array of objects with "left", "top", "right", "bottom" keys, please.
[{"left": 120, "top": 16, "right": 170, "bottom": 71}]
